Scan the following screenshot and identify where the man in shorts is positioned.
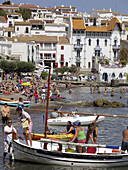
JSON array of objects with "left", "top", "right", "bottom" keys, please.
[
  {"left": 121, "top": 126, "right": 128, "bottom": 153},
  {"left": 14, "top": 107, "right": 33, "bottom": 146},
  {"left": 1, "top": 103, "right": 10, "bottom": 126},
  {"left": 2, "top": 119, "right": 22, "bottom": 161}
]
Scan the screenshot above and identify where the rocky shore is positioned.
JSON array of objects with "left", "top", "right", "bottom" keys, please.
[{"left": 55, "top": 98, "right": 125, "bottom": 108}]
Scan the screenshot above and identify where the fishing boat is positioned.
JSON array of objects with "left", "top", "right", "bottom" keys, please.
[
  {"left": 0, "top": 101, "right": 30, "bottom": 107},
  {"left": 13, "top": 138, "right": 128, "bottom": 167},
  {"left": 31, "top": 133, "right": 73, "bottom": 141},
  {"left": 48, "top": 114, "right": 105, "bottom": 126}
]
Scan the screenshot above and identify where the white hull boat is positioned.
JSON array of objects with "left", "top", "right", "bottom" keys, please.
[
  {"left": 13, "top": 139, "right": 128, "bottom": 167},
  {"left": 48, "top": 115, "right": 105, "bottom": 126}
]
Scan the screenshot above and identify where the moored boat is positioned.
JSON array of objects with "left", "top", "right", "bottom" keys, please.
[
  {"left": 48, "top": 115, "right": 105, "bottom": 126},
  {"left": 0, "top": 101, "right": 30, "bottom": 107},
  {"left": 31, "top": 133, "right": 73, "bottom": 141},
  {"left": 13, "top": 138, "right": 128, "bottom": 167}
]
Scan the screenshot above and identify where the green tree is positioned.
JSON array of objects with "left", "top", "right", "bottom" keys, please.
[
  {"left": 0, "top": 9, "right": 6, "bottom": 16},
  {"left": 119, "top": 47, "right": 128, "bottom": 65},
  {"left": 19, "top": 8, "right": 31, "bottom": 20},
  {"left": 40, "top": 72, "right": 48, "bottom": 79},
  {"left": 54, "top": 68, "right": 61, "bottom": 75},
  {"left": 16, "top": 61, "right": 35, "bottom": 75},
  {"left": 2, "top": 1, "right": 11, "bottom": 5},
  {"left": 69, "top": 65, "right": 77, "bottom": 75},
  {"left": 0, "top": 60, "right": 9, "bottom": 73}
]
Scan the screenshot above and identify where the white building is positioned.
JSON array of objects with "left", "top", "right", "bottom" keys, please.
[
  {"left": 69, "top": 18, "right": 122, "bottom": 71},
  {"left": 15, "top": 22, "right": 31, "bottom": 35},
  {"left": 99, "top": 64, "right": 128, "bottom": 82}
]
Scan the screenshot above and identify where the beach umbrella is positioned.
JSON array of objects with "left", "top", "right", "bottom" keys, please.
[{"left": 21, "top": 82, "right": 31, "bottom": 86}]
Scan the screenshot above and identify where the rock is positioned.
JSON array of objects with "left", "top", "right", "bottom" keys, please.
[
  {"left": 103, "top": 99, "right": 112, "bottom": 107},
  {"left": 93, "top": 98, "right": 104, "bottom": 107},
  {"left": 81, "top": 101, "right": 91, "bottom": 107}
]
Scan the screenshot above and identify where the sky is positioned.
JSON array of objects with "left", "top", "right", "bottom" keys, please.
[{"left": 0, "top": 0, "right": 128, "bottom": 14}]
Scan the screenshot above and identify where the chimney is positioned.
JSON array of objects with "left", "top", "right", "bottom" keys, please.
[{"left": 109, "top": 8, "right": 112, "bottom": 12}]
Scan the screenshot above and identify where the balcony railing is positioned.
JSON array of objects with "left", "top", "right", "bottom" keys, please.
[
  {"left": 74, "top": 44, "right": 83, "bottom": 49},
  {"left": 112, "top": 45, "right": 120, "bottom": 50}
]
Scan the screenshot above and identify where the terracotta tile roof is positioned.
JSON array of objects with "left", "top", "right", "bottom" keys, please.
[
  {"left": 62, "top": 11, "right": 78, "bottom": 14},
  {"left": 29, "top": 20, "right": 44, "bottom": 24},
  {"left": 7, "top": 35, "right": 58, "bottom": 43},
  {"left": 46, "top": 23, "right": 66, "bottom": 26},
  {"left": 72, "top": 19, "right": 86, "bottom": 30},
  {"left": 107, "top": 18, "right": 121, "bottom": 31},
  {"left": 101, "top": 20, "right": 110, "bottom": 24},
  {"left": 86, "top": 26, "right": 108, "bottom": 32},
  {"left": 56, "top": 6, "right": 76, "bottom": 9},
  {"left": 112, "top": 12, "right": 120, "bottom": 15},
  {"left": 93, "top": 9, "right": 111, "bottom": 13},
  {"left": 0, "top": 4, "right": 19, "bottom": 8},
  {"left": 19, "top": 4, "right": 38, "bottom": 9},
  {"left": 15, "top": 22, "right": 31, "bottom": 26},
  {"left": 0, "top": 16, "right": 6, "bottom": 22},
  {"left": 59, "top": 37, "right": 69, "bottom": 44},
  {"left": 6, "top": 13, "right": 22, "bottom": 16},
  {"left": 122, "top": 14, "right": 128, "bottom": 16},
  {"left": 3, "top": 27, "right": 14, "bottom": 32}
]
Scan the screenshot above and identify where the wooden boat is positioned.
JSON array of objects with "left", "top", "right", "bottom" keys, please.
[
  {"left": 0, "top": 97, "right": 30, "bottom": 104},
  {"left": 48, "top": 115, "right": 105, "bottom": 126},
  {"left": 13, "top": 138, "right": 128, "bottom": 167},
  {"left": 0, "top": 101, "right": 30, "bottom": 108},
  {"left": 31, "top": 133, "right": 73, "bottom": 141}
]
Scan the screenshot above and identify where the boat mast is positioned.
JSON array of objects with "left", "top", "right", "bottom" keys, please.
[{"left": 44, "top": 67, "right": 51, "bottom": 139}]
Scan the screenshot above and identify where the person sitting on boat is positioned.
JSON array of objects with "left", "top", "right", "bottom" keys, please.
[
  {"left": 14, "top": 107, "right": 33, "bottom": 146},
  {"left": 43, "top": 127, "right": 50, "bottom": 135},
  {"left": 2, "top": 119, "right": 22, "bottom": 161},
  {"left": 85, "top": 114, "right": 100, "bottom": 144},
  {"left": 61, "top": 121, "right": 75, "bottom": 135},
  {"left": 70, "top": 121, "right": 86, "bottom": 153},
  {"left": 121, "top": 126, "right": 128, "bottom": 153}
]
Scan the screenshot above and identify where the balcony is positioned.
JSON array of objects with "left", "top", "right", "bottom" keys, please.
[
  {"left": 112, "top": 45, "right": 120, "bottom": 50},
  {"left": 76, "top": 56, "right": 81, "bottom": 62},
  {"left": 74, "top": 44, "right": 83, "bottom": 49}
]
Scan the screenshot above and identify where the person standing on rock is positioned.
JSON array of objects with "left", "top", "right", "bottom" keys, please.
[{"left": 85, "top": 114, "right": 100, "bottom": 144}]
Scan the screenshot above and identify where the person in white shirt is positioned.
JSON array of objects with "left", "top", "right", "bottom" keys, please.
[
  {"left": 41, "top": 87, "right": 46, "bottom": 103},
  {"left": 14, "top": 107, "right": 33, "bottom": 146},
  {"left": 2, "top": 119, "right": 22, "bottom": 161}
]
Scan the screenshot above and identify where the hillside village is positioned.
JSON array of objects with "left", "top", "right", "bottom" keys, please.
[{"left": 0, "top": 2, "right": 128, "bottom": 82}]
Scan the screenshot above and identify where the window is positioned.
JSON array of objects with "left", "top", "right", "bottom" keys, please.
[
  {"left": 17, "top": 27, "right": 19, "bottom": 31},
  {"left": 8, "top": 32, "right": 11, "bottom": 37},
  {"left": 60, "top": 62, "right": 64, "bottom": 67},
  {"left": 95, "top": 50, "right": 100, "bottom": 57},
  {"left": 105, "top": 39, "right": 107, "bottom": 46},
  {"left": 77, "top": 50, "right": 80, "bottom": 57},
  {"left": 88, "top": 62, "right": 91, "bottom": 68},
  {"left": 77, "top": 39, "right": 80, "bottom": 46},
  {"left": 25, "top": 27, "right": 29, "bottom": 33},
  {"left": 66, "top": 62, "right": 68, "bottom": 66},
  {"left": 89, "top": 39, "right": 91, "bottom": 46},
  {"left": 40, "top": 54, "right": 43, "bottom": 59},
  {"left": 61, "top": 54, "right": 64, "bottom": 61},
  {"left": 127, "top": 35, "right": 128, "bottom": 40},
  {"left": 76, "top": 62, "right": 80, "bottom": 67},
  {"left": 97, "top": 39, "right": 99, "bottom": 46},
  {"left": 61, "top": 46, "right": 64, "bottom": 50},
  {"left": 114, "top": 40, "right": 117, "bottom": 46},
  {"left": 112, "top": 73, "right": 115, "bottom": 78},
  {"left": 119, "top": 73, "right": 123, "bottom": 78}
]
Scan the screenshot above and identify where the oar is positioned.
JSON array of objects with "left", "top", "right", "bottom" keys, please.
[{"left": 26, "top": 108, "right": 128, "bottom": 118}]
